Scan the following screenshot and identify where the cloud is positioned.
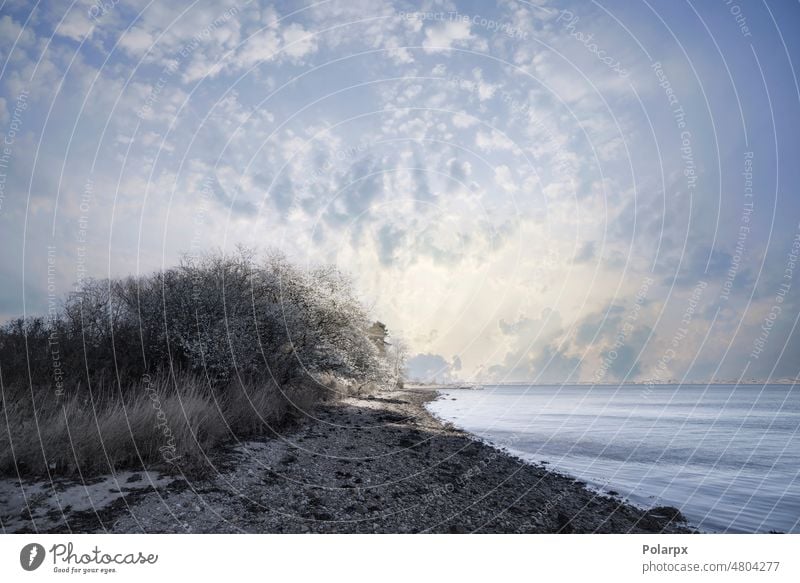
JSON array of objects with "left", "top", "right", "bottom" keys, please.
[
  {"left": 528, "top": 343, "right": 582, "bottom": 383},
  {"left": 451, "top": 111, "right": 477, "bottom": 128},
  {"left": 488, "top": 341, "right": 581, "bottom": 383},
  {"left": 573, "top": 241, "right": 596, "bottom": 263},
  {"left": 493, "top": 164, "right": 516, "bottom": 192},
  {"left": 376, "top": 223, "right": 404, "bottom": 266},
  {"left": 599, "top": 325, "right": 652, "bottom": 381},
  {"left": 488, "top": 309, "right": 577, "bottom": 381},
  {"left": 281, "top": 23, "right": 318, "bottom": 60},
  {"left": 226, "top": 28, "right": 280, "bottom": 71},
  {"left": 406, "top": 353, "right": 453, "bottom": 382},
  {"left": 669, "top": 244, "right": 754, "bottom": 293},
  {"left": 55, "top": 6, "right": 95, "bottom": 42},
  {"left": 0, "top": 0, "right": 797, "bottom": 386},
  {"left": 475, "top": 129, "right": 516, "bottom": 152},
  {"left": 320, "top": 156, "right": 384, "bottom": 232},
  {"left": 119, "top": 27, "right": 155, "bottom": 57},
  {"left": 446, "top": 157, "right": 472, "bottom": 190},
  {"left": 423, "top": 19, "right": 472, "bottom": 51},
  {"left": 575, "top": 304, "right": 625, "bottom": 345},
  {"left": 258, "top": 172, "right": 295, "bottom": 218}
]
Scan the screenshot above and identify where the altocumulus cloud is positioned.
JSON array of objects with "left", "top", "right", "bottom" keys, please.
[{"left": 1, "top": 0, "right": 799, "bottom": 384}]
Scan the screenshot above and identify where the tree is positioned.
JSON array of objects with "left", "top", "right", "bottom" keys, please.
[{"left": 367, "top": 321, "right": 389, "bottom": 356}]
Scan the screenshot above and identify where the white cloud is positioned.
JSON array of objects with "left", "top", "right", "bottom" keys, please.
[
  {"left": 451, "top": 111, "right": 477, "bottom": 128},
  {"left": 281, "top": 23, "right": 318, "bottom": 60},
  {"left": 475, "top": 129, "right": 516, "bottom": 152},
  {"left": 494, "top": 165, "right": 516, "bottom": 192},
  {"left": 233, "top": 28, "right": 280, "bottom": 70},
  {"left": 119, "top": 27, "right": 155, "bottom": 57},
  {"left": 423, "top": 20, "right": 472, "bottom": 51},
  {"left": 55, "top": 7, "right": 95, "bottom": 42}
]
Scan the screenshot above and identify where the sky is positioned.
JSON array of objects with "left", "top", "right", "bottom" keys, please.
[{"left": 1, "top": 0, "right": 799, "bottom": 384}]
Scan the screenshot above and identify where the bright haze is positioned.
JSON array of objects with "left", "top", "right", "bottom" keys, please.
[{"left": 1, "top": 0, "right": 799, "bottom": 384}]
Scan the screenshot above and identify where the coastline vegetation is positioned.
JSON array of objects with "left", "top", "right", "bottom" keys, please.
[{"left": 0, "top": 249, "right": 400, "bottom": 477}]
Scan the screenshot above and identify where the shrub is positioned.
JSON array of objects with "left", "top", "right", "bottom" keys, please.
[{"left": 0, "top": 249, "right": 397, "bottom": 477}]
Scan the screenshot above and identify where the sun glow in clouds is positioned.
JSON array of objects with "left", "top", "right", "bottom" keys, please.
[{"left": 1, "top": 0, "right": 799, "bottom": 384}]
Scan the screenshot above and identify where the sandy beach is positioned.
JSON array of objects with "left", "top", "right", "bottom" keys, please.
[{"left": 3, "top": 388, "right": 691, "bottom": 534}]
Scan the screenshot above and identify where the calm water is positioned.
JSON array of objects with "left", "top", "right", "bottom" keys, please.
[{"left": 427, "top": 384, "right": 800, "bottom": 533}]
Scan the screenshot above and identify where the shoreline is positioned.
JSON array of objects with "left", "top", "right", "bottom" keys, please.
[{"left": 2, "top": 388, "right": 692, "bottom": 534}]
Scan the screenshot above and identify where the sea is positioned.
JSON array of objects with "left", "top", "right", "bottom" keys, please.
[{"left": 427, "top": 384, "right": 800, "bottom": 533}]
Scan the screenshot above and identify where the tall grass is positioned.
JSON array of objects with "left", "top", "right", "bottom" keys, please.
[
  {"left": 0, "top": 373, "right": 325, "bottom": 476},
  {"left": 0, "top": 250, "right": 397, "bottom": 477}
]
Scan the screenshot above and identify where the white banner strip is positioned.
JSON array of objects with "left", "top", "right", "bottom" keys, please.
[{"left": 1, "top": 534, "right": 798, "bottom": 582}]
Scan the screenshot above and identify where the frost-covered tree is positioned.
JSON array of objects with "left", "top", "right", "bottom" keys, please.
[{"left": 0, "top": 248, "right": 397, "bottom": 394}]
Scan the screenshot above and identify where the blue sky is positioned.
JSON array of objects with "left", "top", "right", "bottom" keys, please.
[{"left": 1, "top": 0, "right": 799, "bottom": 383}]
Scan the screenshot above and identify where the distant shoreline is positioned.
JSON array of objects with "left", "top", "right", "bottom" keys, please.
[{"left": 407, "top": 381, "right": 797, "bottom": 388}]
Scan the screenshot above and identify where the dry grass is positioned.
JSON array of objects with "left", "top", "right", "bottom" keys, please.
[
  {"left": 0, "top": 372, "right": 329, "bottom": 477},
  {"left": 0, "top": 250, "right": 395, "bottom": 479}
]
